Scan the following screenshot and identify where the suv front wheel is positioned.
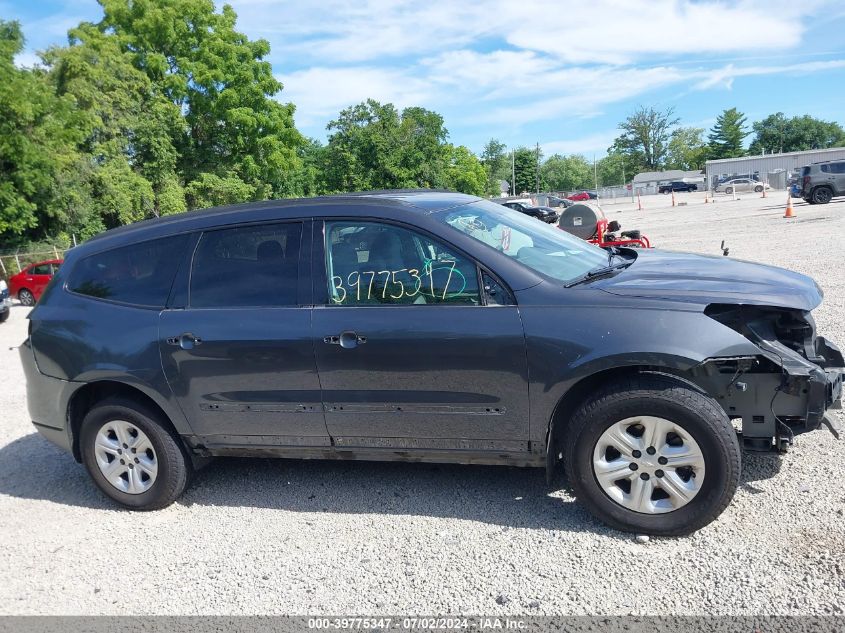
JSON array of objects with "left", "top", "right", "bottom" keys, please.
[
  {"left": 564, "top": 375, "right": 740, "bottom": 536},
  {"left": 812, "top": 187, "right": 833, "bottom": 204},
  {"left": 80, "top": 397, "right": 191, "bottom": 510}
]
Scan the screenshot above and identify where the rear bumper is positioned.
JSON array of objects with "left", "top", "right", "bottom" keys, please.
[{"left": 19, "top": 337, "right": 75, "bottom": 454}]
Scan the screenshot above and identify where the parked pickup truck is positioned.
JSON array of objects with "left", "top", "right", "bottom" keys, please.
[{"left": 659, "top": 181, "right": 698, "bottom": 193}]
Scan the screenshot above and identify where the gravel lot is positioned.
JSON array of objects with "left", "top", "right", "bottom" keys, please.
[{"left": 1, "top": 191, "right": 844, "bottom": 615}]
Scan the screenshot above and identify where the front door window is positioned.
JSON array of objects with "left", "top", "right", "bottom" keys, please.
[{"left": 325, "top": 221, "right": 480, "bottom": 307}]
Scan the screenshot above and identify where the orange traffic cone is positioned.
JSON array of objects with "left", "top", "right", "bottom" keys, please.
[
  {"left": 637, "top": 191, "right": 642, "bottom": 211},
  {"left": 784, "top": 190, "right": 795, "bottom": 218},
  {"left": 671, "top": 190, "right": 676, "bottom": 207},
  {"left": 761, "top": 185, "right": 767, "bottom": 199},
  {"left": 704, "top": 192, "right": 709, "bottom": 204}
]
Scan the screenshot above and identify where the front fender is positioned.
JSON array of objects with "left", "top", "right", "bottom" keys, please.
[{"left": 519, "top": 303, "right": 761, "bottom": 445}]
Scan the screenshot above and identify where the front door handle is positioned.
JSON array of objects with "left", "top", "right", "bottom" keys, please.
[
  {"left": 167, "top": 332, "right": 203, "bottom": 350},
  {"left": 323, "top": 331, "right": 367, "bottom": 349}
]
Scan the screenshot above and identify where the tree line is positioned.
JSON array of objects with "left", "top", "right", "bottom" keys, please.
[
  {"left": 0, "top": 1, "right": 486, "bottom": 250},
  {"left": 475, "top": 102, "right": 845, "bottom": 198},
  {"left": 2, "top": 0, "right": 844, "bottom": 250},
  {"left": 598, "top": 105, "right": 845, "bottom": 184}
]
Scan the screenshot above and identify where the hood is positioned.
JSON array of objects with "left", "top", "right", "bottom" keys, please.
[{"left": 595, "top": 249, "right": 822, "bottom": 311}]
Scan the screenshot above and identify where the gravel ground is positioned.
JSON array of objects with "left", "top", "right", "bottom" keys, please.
[{"left": 1, "top": 191, "right": 844, "bottom": 615}]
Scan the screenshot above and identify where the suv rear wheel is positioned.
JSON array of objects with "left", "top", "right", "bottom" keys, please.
[
  {"left": 812, "top": 187, "right": 833, "bottom": 204},
  {"left": 80, "top": 397, "right": 191, "bottom": 510},
  {"left": 563, "top": 375, "right": 740, "bottom": 536}
]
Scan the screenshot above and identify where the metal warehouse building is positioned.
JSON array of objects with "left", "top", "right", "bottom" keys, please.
[{"left": 705, "top": 147, "right": 845, "bottom": 191}]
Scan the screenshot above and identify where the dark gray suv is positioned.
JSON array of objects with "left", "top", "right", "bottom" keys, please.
[
  {"left": 801, "top": 160, "right": 845, "bottom": 204},
  {"left": 20, "top": 191, "right": 844, "bottom": 535}
]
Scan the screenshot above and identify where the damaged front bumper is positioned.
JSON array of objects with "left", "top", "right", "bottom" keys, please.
[{"left": 692, "top": 334, "right": 844, "bottom": 452}]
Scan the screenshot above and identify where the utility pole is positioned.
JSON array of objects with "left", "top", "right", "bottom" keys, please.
[
  {"left": 593, "top": 153, "right": 599, "bottom": 197},
  {"left": 535, "top": 142, "right": 540, "bottom": 194},
  {"left": 512, "top": 149, "right": 516, "bottom": 196}
]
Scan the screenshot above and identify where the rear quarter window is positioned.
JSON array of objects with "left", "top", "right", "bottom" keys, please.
[{"left": 67, "top": 234, "right": 189, "bottom": 308}]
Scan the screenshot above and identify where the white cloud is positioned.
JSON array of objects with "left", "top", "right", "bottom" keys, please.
[
  {"left": 16, "top": 0, "right": 839, "bottom": 150},
  {"left": 230, "top": 0, "right": 830, "bottom": 65},
  {"left": 542, "top": 132, "right": 620, "bottom": 157},
  {"left": 499, "top": 0, "right": 811, "bottom": 64},
  {"left": 13, "top": 52, "right": 41, "bottom": 69},
  {"left": 280, "top": 66, "right": 432, "bottom": 129},
  {"left": 692, "top": 59, "right": 845, "bottom": 91}
]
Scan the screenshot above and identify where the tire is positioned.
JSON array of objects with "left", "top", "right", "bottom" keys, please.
[
  {"left": 812, "top": 187, "right": 833, "bottom": 204},
  {"left": 563, "top": 375, "right": 740, "bottom": 536},
  {"left": 724, "top": 187, "right": 733, "bottom": 195},
  {"left": 0, "top": 309, "right": 9, "bottom": 323},
  {"left": 754, "top": 185, "right": 763, "bottom": 193},
  {"left": 18, "top": 289, "right": 34, "bottom": 306},
  {"left": 80, "top": 397, "right": 191, "bottom": 510},
  {"left": 804, "top": 198, "right": 816, "bottom": 205}
]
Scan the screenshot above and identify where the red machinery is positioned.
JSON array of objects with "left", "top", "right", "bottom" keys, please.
[{"left": 558, "top": 203, "right": 651, "bottom": 248}]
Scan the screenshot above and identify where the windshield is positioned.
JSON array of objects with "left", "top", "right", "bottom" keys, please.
[{"left": 437, "top": 200, "right": 609, "bottom": 283}]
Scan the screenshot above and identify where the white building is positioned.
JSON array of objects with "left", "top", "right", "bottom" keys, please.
[
  {"left": 632, "top": 170, "right": 705, "bottom": 195},
  {"left": 705, "top": 147, "right": 845, "bottom": 190}
]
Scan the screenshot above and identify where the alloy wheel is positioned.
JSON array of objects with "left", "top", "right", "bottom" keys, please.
[
  {"left": 813, "top": 188, "right": 833, "bottom": 204},
  {"left": 19, "top": 289, "right": 34, "bottom": 306},
  {"left": 94, "top": 420, "right": 158, "bottom": 494},
  {"left": 592, "top": 416, "right": 705, "bottom": 514}
]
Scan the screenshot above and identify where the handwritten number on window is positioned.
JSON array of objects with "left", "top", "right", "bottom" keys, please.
[{"left": 330, "top": 262, "right": 463, "bottom": 304}]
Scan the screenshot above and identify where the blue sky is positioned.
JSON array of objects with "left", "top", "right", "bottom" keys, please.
[{"left": 5, "top": 0, "right": 845, "bottom": 158}]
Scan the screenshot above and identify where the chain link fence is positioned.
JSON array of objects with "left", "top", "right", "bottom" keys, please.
[{"left": 0, "top": 244, "right": 70, "bottom": 280}]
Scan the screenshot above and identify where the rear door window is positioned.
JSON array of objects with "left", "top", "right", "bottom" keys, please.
[
  {"left": 29, "top": 264, "right": 51, "bottom": 275},
  {"left": 190, "top": 222, "right": 303, "bottom": 308},
  {"left": 67, "top": 234, "right": 189, "bottom": 307}
]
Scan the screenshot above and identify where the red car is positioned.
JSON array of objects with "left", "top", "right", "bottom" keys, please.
[
  {"left": 566, "top": 191, "right": 591, "bottom": 201},
  {"left": 9, "top": 259, "right": 62, "bottom": 306}
]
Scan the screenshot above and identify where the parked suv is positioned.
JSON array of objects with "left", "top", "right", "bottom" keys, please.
[
  {"left": 20, "top": 191, "right": 844, "bottom": 535},
  {"left": 658, "top": 181, "right": 697, "bottom": 194},
  {"left": 800, "top": 160, "right": 845, "bottom": 204}
]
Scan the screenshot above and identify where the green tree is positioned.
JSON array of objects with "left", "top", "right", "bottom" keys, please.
[
  {"left": 596, "top": 152, "right": 628, "bottom": 187},
  {"left": 184, "top": 172, "right": 256, "bottom": 209},
  {"left": 540, "top": 154, "right": 593, "bottom": 191},
  {"left": 610, "top": 106, "right": 679, "bottom": 171},
  {"left": 748, "top": 113, "right": 845, "bottom": 154},
  {"left": 666, "top": 127, "right": 707, "bottom": 170},
  {"left": 480, "top": 138, "right": 509, "bottom": 196},
  {"left": 443, "top": 145, "right": 486, "bottom": 196},
  {"left": 708, "top": 107, "right": 749, "bottom": 159},
  {"left": 293, "top": 138, "right": 328, "bottom": 197},
  {"left": 322, "top": 99, "right": 450, "bottom": 192},
  {"left": 96, "top": 0, "right": 304, "bottom": 200},
  {"left": 512, "top": 146, "right": 541, "bottom": 195},
  {"left": 0, "top": 21, "right": 85, "bottom": 242}
]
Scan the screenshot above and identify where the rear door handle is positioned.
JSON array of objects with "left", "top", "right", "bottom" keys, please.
[
  {"left": 323, "top": 331, "right": 367, "bottom": 349},
  {"left": 167, "top": 333, "right": 202, "bottom": 350}
]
